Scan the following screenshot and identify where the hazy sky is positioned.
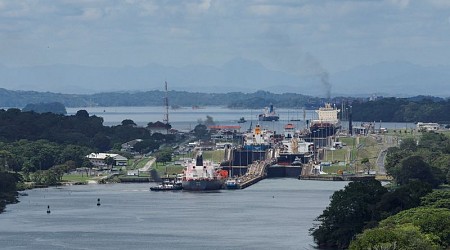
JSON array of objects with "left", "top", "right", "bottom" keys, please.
[{"left": 1, "top": 0, "right": 450, "bottom": 75}]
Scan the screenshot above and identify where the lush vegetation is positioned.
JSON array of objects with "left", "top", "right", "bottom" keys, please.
[
  {"left": 311, "top": 131, "right": 450, "bottom": 249},
  {"left": 0, "top": 108, "right": 176, "bottom": 152},
  {"left": 0, "top": 88, "right": 325, "bottom": 108},
  {"left": 0, "top": 108, "right": 181, "bottom": 199},
  {"left": 22, "top": 102, "right": 67, "bottom": 115},
  {"left": 351, "top": 97, "right": 450, "bottom": 123},
  {"left": 0, "top": 172, "right": 21, "bottom": 213},
  {"left": 350, "top": 190, "right": 450, "bottom": 249}
]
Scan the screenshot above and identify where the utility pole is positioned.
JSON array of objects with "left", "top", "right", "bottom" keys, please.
[{"left": 163, "top": 81, "right": 169, "bottom": 125}]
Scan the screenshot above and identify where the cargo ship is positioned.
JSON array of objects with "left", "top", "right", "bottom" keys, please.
[
  {"left": 258, "top": 104, "right": 279, "bottom": 121},
  {"left": 225, "top": 123, "right": 271, "bottom": 169},
  {"left": 309, "top": 103, "right": 341, "bottom": 138},
  {"left": 182, "top": 152, "right": 227, "bottom": 191},
  {"left": 276, "top": 123, "right": 314, "bottom": 165}
]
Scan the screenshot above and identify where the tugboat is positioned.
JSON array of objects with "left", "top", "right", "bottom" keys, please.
[
  {"left": 225, "top": 178, "right": 239, "bottom": 189},
  {"left": 237, "top": 117, "right": 247, "bottom": 123},
  {"left": 150, "top": 176, "right": 183, "bottom": 191}
]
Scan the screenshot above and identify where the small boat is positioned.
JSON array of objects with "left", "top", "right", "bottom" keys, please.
[
  {"left": 150, "top": 177, "right": 183, "bottom": 191},
  {"left": 225, "top": 178, "right": 239, "bottom": 189},
  {"left": 237, "top": 117, "right": 247, "bottom": 123}
]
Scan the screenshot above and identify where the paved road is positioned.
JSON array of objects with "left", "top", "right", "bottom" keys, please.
[
  {"left": 376, "top": 148, "right": 387, "bottom": 175},
  {"left": 139, "top": 157, "right": 156, "bottom": 172}
]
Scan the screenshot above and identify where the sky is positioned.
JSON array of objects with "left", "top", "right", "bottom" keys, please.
[{"left": 1, "top": 0, "right": 450, "bottom": 77}]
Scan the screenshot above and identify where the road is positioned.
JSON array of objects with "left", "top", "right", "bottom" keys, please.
[
  {"left": 139, "top": 157, "right": 156, "bottom": 172},
  {"left": 376, "top": 135, "right": 397, "bottom": 176}
]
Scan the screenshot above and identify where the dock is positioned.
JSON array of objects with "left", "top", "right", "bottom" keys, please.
[{"left": 237, "top": 158, "right": 276, "bottom": 189}]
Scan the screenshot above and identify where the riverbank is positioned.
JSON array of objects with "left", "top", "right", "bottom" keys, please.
[{"left": 0, "top": 191, "right": 18, "bottom": 214}]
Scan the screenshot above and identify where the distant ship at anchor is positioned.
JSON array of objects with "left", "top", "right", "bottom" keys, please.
[{"left": 258, "top": 104, "right": 279, "bottom": 121}]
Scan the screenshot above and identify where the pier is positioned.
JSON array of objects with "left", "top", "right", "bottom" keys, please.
[{"left": 237, "top": 158, "right": 277, "bottom": 189}]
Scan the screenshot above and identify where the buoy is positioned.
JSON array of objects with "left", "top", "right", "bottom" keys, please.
[
  {"left": 47, "top": 205, "right": 51, "bottom": 214},
  {"left": 97, "top": 198, "right": 101, "bottom": 206}
]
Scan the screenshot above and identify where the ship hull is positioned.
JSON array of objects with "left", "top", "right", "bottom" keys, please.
[
  {"left": 258, "top": 116, "right": 279, "bottom": 121},
  {"left": 182, "top": 179, "right": 224, "bottom": 191},
  {"left": 277, "top": 153, "right": 311, "bottom": 166},
  {"left": 309, "top": 124, "right": 340, "bottom": 137}
]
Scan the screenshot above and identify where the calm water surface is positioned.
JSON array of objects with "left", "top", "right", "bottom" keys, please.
[
  {"left": 0, "top": 179, "right": 349, "bottom": 250},
  {"left": 66, "top": 106, "right": 415, "bottom": 132}
]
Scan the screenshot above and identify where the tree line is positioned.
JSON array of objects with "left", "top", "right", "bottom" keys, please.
[
  {"left": 311, "top": 131, "right": 450, "bottom": 249},
  {"left": 0, "top": 108, "right": 179, "bottom": 188},
  {"left": 351, "top": 97, "right": 450, "bottom": 123}
]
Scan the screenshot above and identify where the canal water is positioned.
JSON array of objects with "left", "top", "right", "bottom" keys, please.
[
  {"left": 66, "top": 106, "right": 416, "bottom": 133},
  {"left": 0, "top": 179, "right": 349, "bottom": 250}
]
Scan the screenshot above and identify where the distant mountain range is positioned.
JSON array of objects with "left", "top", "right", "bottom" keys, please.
[{"left": 1, "top": 58, "right": 449, "bottom": 97}]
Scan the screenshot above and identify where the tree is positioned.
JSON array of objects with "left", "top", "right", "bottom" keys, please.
[
  {"left": 350, "top": 224, "right": 440, "bottom": 250},
  {"left": 379, "top": 207, "right": 450, "bottom": 248},
  {"left": 193, "top": 124, "right": 209, "bottom": 139},
  {"left": 121, "top": 119, "right": 136, "bottom": 126},
  {"left": 75, "top": 110, "right": 89, "bottom": 118},
  {"left": 420, "top": 190, "right": 450, "bottom": 209},
  {"left": 376, "top": 180, "right": 432, "bottom": 219},
  {"left": 156, "top": 149, "right": 172, "bottom": 164},
  {"left": 104, "top": 156, "right": 115, "bottom": 168},
  {"left": 360, "top": 158, "right": 371, "bottom": 174},
  {"left": 92, "top": 134, "right": 111, "bottom": 152},
  {"left": 397, "top": 155, "right": 438, "bottom": 187},
  {"left": 311, "top": 179, "right": 387, "bottom": 249}
]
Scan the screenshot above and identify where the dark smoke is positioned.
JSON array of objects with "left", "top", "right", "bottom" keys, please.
[
  {"left": 321, "top": 71, "right": 331, "bottom": 100},
  {"left": 305, "top": 53, "right": 331, "bottom": 100}
]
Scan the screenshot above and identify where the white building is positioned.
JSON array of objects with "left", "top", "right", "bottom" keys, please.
[
  {"left": 416, "top": 122, "right": 439, "bottom": 132},
  {"left": 86, "top": 153, "right": 128, "bottom": 168}
]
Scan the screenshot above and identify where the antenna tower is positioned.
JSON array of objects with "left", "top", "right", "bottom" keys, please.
[{"left": 163, "top": 81, "right": 169, "bottom": 124}]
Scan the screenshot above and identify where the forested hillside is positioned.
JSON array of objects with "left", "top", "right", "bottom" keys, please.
[{"left": 351, "top": 97, "right": 450, "bottom": 123}]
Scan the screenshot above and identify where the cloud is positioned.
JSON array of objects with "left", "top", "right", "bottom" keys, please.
[
  {"left": 386, "top": 0, "right": 410, "bottom": 9},
  {"left": 1, "top": 0, "right": 450, "bottom": 73}
]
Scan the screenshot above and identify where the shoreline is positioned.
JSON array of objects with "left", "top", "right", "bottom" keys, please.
[{"left": 0, "top": 191, "right": 18, "bottom": 214}]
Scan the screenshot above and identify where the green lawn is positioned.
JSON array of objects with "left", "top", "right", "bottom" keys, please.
[
  {"left": 153, "top": 164, "right": 184, "bottom": 176},
  {"left": 202, "top": 150, "right": 226, "bottom": 163},
  {"left": 326, "top": 136, "right": 382, "bottom": 174},
  {"left": 61, "top": 174, "right": 94, "bottom": 183}
]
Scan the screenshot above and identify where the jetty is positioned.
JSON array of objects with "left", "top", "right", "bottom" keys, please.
[{"left": 237, "top": 158, "right": 276, "bottom": 189}]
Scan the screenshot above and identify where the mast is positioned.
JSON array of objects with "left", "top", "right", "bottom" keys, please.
[{"left": 163, "top": 81, "right": 169, "bottom": 125}]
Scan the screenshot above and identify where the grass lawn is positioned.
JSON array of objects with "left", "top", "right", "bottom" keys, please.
[
  {"left": 202, "top": 150, "right": 226, "bottom": 162},
  {"left": 153, "top": 164, "right": 184, "bottom": 176},
  {"left": 62, "top": 174, "right": 95, "bottom": 183},
  {"left": 329, "top": 136, "right": 382, "bottom": 173}
]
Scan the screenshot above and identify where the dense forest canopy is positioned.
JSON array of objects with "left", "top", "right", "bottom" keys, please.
[
  {"left": 22, "top": 102, "right": 67, "bottom": 115},
  {"left": 311, "top": 131, "right": 450, "bottom": 249},
  {"left": 0, "top": 108, "right": 175, "bottom": 168},
  {"left": 351, "top": 97, "right": 450, "bottom": 123}
]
